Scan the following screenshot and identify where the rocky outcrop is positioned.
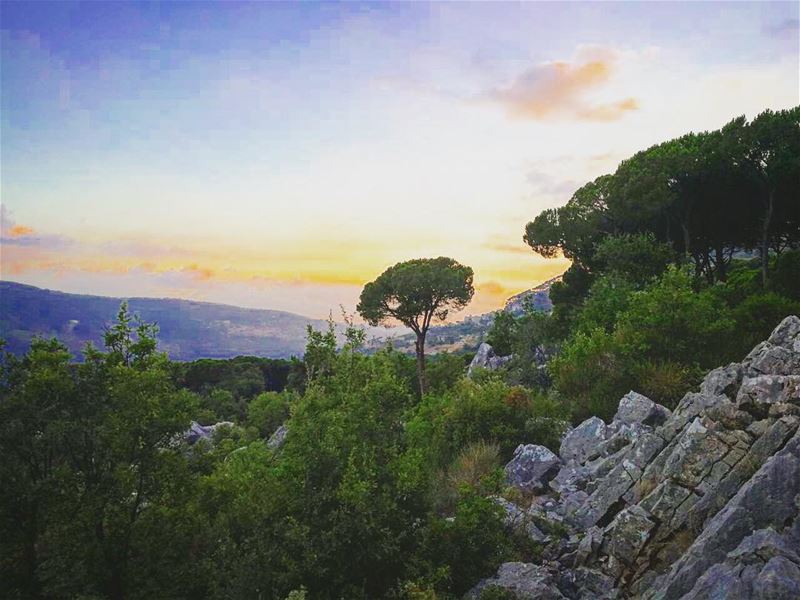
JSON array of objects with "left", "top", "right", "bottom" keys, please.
[
  {"left": 504, "top": 276, "right": 558, "bottom": 316},
  {"left": 468, "top": 342, "right": 513, "bottom": 375},
  {"left": 469, "top": 316, "right": 800, "bottom": 599},
  {"left": 505, "top": 444, "right": 562, "bottom": 493},
  {"left": 467, "top": 563, "right": 567, "bottom": 599},
  {"left": 185, "top": 420, "right": 234, "bottom": 445},
  {"left": 267, "top": 423, "right": 288, "bottom": 449}
]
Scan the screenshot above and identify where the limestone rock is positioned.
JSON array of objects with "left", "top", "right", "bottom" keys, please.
[
  {"left": 767, "top": 315, "right": 800, "bottom": 351},
  {"left": 603, "top": 505, "right": 656, "bottom": 568},
  {"left": 185, "top": 420, "right": 234, "bottom": 445},
  {"left": 466, "top": 562, "right": 566, "bottom": 599},
  {"left": 505, "top": 444, "right": 561, "bottom": 493},
  {"left": 267, "top": 423, "right": 288, "bottom": 449},
  {"left": 652, "top": 429, "right": 800, "bottom": 599},
  {"left": 468, "top": 342, "right": 513, "bottom": 376},
  {"left": 560, "top": 416, "right": 608, "bottom": 463},
  {"left": 678, "top": 527, "right": 800, "bottom": 600},
  {"left": 614, "top": 391, "right": 672, "bottom": 427},
  {"left": 736, "top": 375, "right": 800, "bottom": 414},
  {"left": 493, "top": 496, "right": 547, "bottom": 542}
]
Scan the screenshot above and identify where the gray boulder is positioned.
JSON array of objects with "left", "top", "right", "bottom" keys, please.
[
  {"left": 185, "top": 420, "right": 234, "bottom": 445},
  {"left": 476, "top": 316, "right": 800, "bottom": 599},
  {"left": 560, "top": 416, "right": 608, "bottom": 463},
  {"left": 267, "top": 423, "right": 288, "bottom": 449},
  {"left": 505, "top": 444, "right": 561, "bottom": 493},
  {"left": 493, "top": 496, "right": 547, "bottom": 542},
  {"left": 679, "top": 527, "right": 800, "bottom": 600},
  {"left": 652, "top": 429, "right": 800, "bottom": 599},
  {"left": 468, "top": 342, "right": 513, "bottom": 376},
  {"left": 467, "top": 562, "right": 566, "bottom": 599},
  {"left": 736, "top": 375, "right": 800, "bottom": 414},
  {"left": 613, "top": 391, "right": 671, "bottom": 427},
  {"left": 767, "top": 315, "right": 800, "bottom": 350}
]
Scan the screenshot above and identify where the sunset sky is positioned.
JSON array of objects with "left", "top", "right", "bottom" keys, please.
[{"left": 2, "top": 1, "right": 798, "bottom": 319}]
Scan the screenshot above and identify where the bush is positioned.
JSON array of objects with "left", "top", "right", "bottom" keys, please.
[
  {"left": 633, "top": 360, "right": 702, "bottom": 409},
  {"left": 717, "top": 262, "right": 762, "bottom": 305},
  {"left": 731, "top": 292, "right": 800, "bottom": 357},
  {"left": 415, "top": 492, "right": 512, "bottom": 597},
  {"left": 616, "top": 266, "right": 736, "bottom": 368},
  {"left": 478, "top": 587, "right": 520, "bottom": 600},
  {"left": 593, "top": 233, "right": 673, "bottom": 285},
  {"left": 576, "top": 274, "right": 635, "bottom": 334},
  {"left": 406, "top": 379, "right": 540, "bottom": 467},
  {"left": 549, "top": 328, "right": 635, "bottom": 423},
  {"left": 486, "top": 311, "right": 518, "bottom": 356},
  {"left": 203, "top": 388, "right": 245, "bottom": 422},
  {"left": 247, "top": 390, "right": 295, "bottom": 437},
  {"left": 432, "top": 441, "right": 502, "bottom": 513},
  {"left": 771, "top": 250, "right": 800, "bottom": 301},
  {"left": 426, "top": 352, "right": 469, "bottom": 395},
  {"left": 523, "top": 394, "right": 570, "bottom": 451}
]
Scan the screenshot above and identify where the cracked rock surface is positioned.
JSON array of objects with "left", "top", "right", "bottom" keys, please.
[{"left": 468, "top": 316, "right": 800, "bottom": 600}]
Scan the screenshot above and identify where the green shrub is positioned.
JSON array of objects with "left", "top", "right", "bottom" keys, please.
[
  {"left": 731, "top": 292, "right": 800, "bottom": 357},
  {"left": 576, "top": 274, "right": 635, "bottom": 334},
  {"left": 247, "top": 390, "right": 295, "bottom": 437},
  {"left": 771, "top": 250, "right": 800, "bottom": 300},
  {"left": 426, "top": 352, "right": 469, "bottom": 395},
  {"left": 406, "top": 379, "right": 540, "bottom": 466},
  {"left": 593, "top": 233, "right": 673, "bottom": 285},
  {"left": 524, "top": 394, "right": 570, "bottom": 450},
  {"left": 203, "top": 388, "right": 245, "bottom": 422},
  {"left": 432, "top": 441, "right": 502, "bottom": 513},
  {"left": 549, "top": 328, "right": 635, "bottom": 423},
  {"left": 478, "top": 587, "right": 520, "bottom": 600},
  {"left": 617, "top": 267, "right": 736, "bottom": 368},
  {"left": 486, "top": 310, "right": 518, "bottom": 356},
  {"left": 415, "top": 492, "right": 512, "bottom": 597},
  {"left": 633, "top": 360, "right": 702, "bottom": 409}
]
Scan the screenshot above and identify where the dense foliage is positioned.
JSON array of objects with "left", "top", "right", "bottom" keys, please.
[
  {"left": 487, "top": 107, "right": 800, "bottom": 422},
  {"left": 1, "top": 306, "right": 557, "bottom": 599}
]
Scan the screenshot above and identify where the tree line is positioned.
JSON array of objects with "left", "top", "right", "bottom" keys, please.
[{"left": 525, "top": 107, "right": 799, "bottom": 287}]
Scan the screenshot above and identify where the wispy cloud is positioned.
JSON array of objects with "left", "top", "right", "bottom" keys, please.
[
  {"left": 487, "top": 46, "right": 639, "bottom": 122},
  {"left": 483, "top": 242, "right": 531, "bottom": 256},
  {"left": 1, "top": 206, "right": 71, "bottom": 248}
]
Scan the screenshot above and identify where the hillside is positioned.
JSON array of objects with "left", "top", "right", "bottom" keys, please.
[
  {"left": 0, "top": 281, "right": 328, "bottom": 360},
  {"left": 470, "top": 315, "right": 800, "bottom": 599},
  {"left": 0, "top": 279, "right": 557, "bottom": 361}
]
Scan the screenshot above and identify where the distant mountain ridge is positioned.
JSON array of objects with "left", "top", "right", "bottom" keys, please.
[
  {"left": 0, "top": 278, "right": 559, "bottom": 360},
  {"left": 0, "top": 281, "right": 328, "bottom": 360}
]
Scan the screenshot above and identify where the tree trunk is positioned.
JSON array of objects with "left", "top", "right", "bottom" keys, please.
[
  {"left": 415, "top": 333, "right": 427, "bottom": 396},
  {"left": 715, "top": 245, "right": 727, "bottom": 282},
  {"left": 681, "top": 222, "right": 691, "bottom": 264},
  {"left": 24, "top": 501, "right": 40, "bottom": 597},
  {"left": 109, "top": 566, "right": 125, "bottom": 600},
  {"left": 761, "top": 188, "right": 774, "bottom": 287}
]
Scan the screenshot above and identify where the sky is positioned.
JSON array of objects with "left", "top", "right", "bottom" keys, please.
[{"left": 1, "top": 1, "right": 798, "bottom": 319}]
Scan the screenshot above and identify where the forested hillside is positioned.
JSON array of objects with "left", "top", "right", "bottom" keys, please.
[
  {"left": 0, "top": 281, "right": 328, "bottom": 360},
  {"left": 1, "top": 108, "right": 799, "bottom": 599}
]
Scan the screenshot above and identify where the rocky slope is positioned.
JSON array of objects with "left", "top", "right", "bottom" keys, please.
[
  {"left": 504, "top": 276, "right": 559, "bottom": 315},
  {"left": 471, "top": 315, "right": 800, "bottom": 599}
]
